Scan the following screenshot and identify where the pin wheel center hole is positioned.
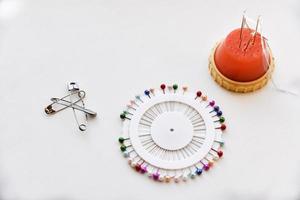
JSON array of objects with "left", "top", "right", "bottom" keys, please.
[{"left": 170, "top": 128, "right": 174, "bottom": 132}]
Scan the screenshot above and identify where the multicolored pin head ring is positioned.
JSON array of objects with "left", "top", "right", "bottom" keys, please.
[
  {"left": 45, "top": 82, "right": 97, "bottom": 131},
  {"left": 118, "top": 83, "right": 227, "bottom": 182}
]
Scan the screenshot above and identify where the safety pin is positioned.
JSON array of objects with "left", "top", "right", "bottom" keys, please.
[
  {"left": 50, "top": 96, "right": 97, "bottom": 115},
  {"left": 45, "top": 90, "right": 86, "bottom": 114},
  {"left": 69, "top": 89, "right": 88, "bottom": 131}
]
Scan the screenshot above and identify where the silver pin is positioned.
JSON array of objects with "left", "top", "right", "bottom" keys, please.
[
  {"left": 239, "top": 13, "right": 246, "bottom": 48},
  {"left": 45, "top": 82, "right": 97, "bottom": 131},
  {"left": 244, "top": 16, "right": 261, "bottom": 53},
  {"left": 252, "top": 16, "right": 261, "bottom": 45}
]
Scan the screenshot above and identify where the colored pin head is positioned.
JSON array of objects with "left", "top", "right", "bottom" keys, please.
[
  {"left": 135, "top": 95, "right": 144, "bottom": 103},
  {"left": 123, "top": 151, "right": 129, "bottom": 158},
  {"left": 173, "top": 84, "right": 178, "bottom": 92},
  {"left": 120, "top": 113, "right": 126, "bottom": 119},
  {"left": 196, "top": 168, "right": 203, "bottom": 175},
  {"left": 203, "top": 164, "right": 210, "bottom": 171},
  {"left": 135, "top": 164, "right": 141, "bottom": 172},
  {"left": 214, "top": 106, "right": 220, "bottom": 112},
  {"left": 118, "top": 137, "right": 125, "bottom": 143},
  {"left": 189, "top": 172, "right": 196, "bottom": 179},
  {"left": 144, "top": 90, "right": 151, "bottom": 98},
  {"left": 165, "top": 176, "right": 171, "bottom": 182},
  {"left": 220, "top": 124, "right": 226, "bottom": 130},
  {"left": 120, "top": 145, "right": 127, "bottom": 152},
  {"left": 150, "top": 88, "right": 155, "bottom": 95},
  {"left": 219, "top": 116, "right": 225, "bottom": 123},
  {"left": 160, "top": 84, "right": 166, "bottom": 93},
  {"left": 140, "top": 166, "right": 147, "bottom": 174},
  {"left": 217, "top": 150, "right": 223, "bottom": 158},
  {"left": 197, "top": 91, "right": 202, "bottom": 97},
  {"left": 201, "top": 95, "right": 207, "bottom": 101},
  {"left": 152, "top": 173, "right": 160, "bottom": 181}
]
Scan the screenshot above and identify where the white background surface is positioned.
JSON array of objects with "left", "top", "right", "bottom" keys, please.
[{"left": 0, "top": 0, "right": 299, "bottom": 199}]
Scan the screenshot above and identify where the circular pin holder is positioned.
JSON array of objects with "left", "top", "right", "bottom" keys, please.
[{"left": 118, "top": 84, "right": 227, "bottom": 183}]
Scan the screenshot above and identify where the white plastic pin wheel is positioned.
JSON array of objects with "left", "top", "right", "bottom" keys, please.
[{"left": 118, "top": 84, "right": 227, "bottom": 183}]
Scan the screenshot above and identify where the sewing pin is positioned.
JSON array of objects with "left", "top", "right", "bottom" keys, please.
[
  {"left": 160, "top": 83, "right": 166, "bottom": 94},
  {"left": 211, "top": 148, "right": 224, "bottom": 158},
  {"left": 172, "top": 84, "right": 178, "bottom": 93},
  {"left": 216, "top": 124, "right": 226, "bottom": 131},
  {"left": 182, "top": 86, "right": 188, "bottom": 94},
  {"left": 150, "top": 88, "right": 155, "bottom": 96},
  {"left": 120, "top": 144, "right": 132, "bottom": 152},
  {"left": 214, "top": 116, "right": 225, "bottom": 123},
  {"left": 120, "top": 112, "right": 131, "bottom": 120},
  {"left": 239, "top": 13, "right": 246, "bottom": 48},
  {"left": 194, "top": 91, "right": 202, "bottom": 100},
  {"left": 252, "top": 16, "right": 261, "bottom": 45},
  {"left": 144, "top": 90, "right": 151, "bottom": 98},
  {"left": 130, "top": 100, "right": 139, "bottom": 107},
  {"left": 118, "top": 137, "right": 130, "bottom": 144},
  {"left": 206, "top": 100, "right": 215, "bottom": 108},
  {"left": 135, "top": 95, "right": 144, "bottom": 103},
  {"left": 201, "top": 95, "right": 207, "bottom": 101},
  {"left": 127, "top": 104, "right": 136, "bottom": 111},
  {"left": 200, "top": 161, "right": 210, "bottom": 171},
  {"left": 209, "top": 106, "right": 220, "bottom": 113}
]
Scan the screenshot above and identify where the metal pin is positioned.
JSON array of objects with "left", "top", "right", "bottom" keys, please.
[
  {"left": 239, "top": 14, "right": 246, "bottom": 48},
  {"left": 204, "top": 158, "right": 214, "bottom": 168},
  {"left": 206, "top": 100, "right": 215, "bottom": 108},
  {"left": 182, "top": 86, "right": 188, "bottom": 94},
  {"left": 155, "top": 104, "right": 162, "bottom": 113},
  {"left": 200, "top": 160, "right": 210, "bottom": 171},
  {"left": 138, "top": 133, "right": 151, "bottom": 137},
  {"left": 120, "top": 112, "right": 131, "bottom": 120},
  {"left": 135, "top": 95, "right": 144, "bottom": 103},
  {"left": 150, "top": 88, "right": 155, "bottom": 96},
  {"left": 123, "top": 110, "right": 133, "bottom": 115},
  {"left": 130, "top": 100, "right": 139, "bottom": 108},
  {"left": 160, "top": 84, "right": 166, "bottom": 94},
  {"left": 172, "top": 84, "right": 178, "bottom": 93},
  {"left": 215, "top": 124, "right": 226, "bottom": 131},
  {"left": 144, "top": 90, "right": 151, "bottom": 98},
  {"left": 209, "top": 106, "right": 220, "bottom": 113},
  {"left": 194, "top": 91, "right": 202, "bottom": 100},
  {"left": 252, "top": 16, "right": 261, "bottom": 45},
  {"left": 211, "top": 148, "right": 223, "bottom": 158},
  {"left": 118, "top": 136, "right": 130, "bottom": 144},
  {"left": 127, "top": 104, "right": 136, "bottom": 111},
  {"left": 243, "top": 35, "right": 253, "bottom": 52},
  {"left": 239, "top": 10, "right": 247, "bottom": 48},
  {"left": 244, "top": 16, "right": 261, "bottom": 52}
]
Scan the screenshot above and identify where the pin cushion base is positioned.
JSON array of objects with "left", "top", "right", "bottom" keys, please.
[{"left": 209, "top": 42, "right": 275, "bottom": 93}]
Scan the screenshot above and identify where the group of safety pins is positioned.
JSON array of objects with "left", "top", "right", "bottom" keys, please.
[{"left": 44, "top": 82, "right": 97, "bottom": 131}]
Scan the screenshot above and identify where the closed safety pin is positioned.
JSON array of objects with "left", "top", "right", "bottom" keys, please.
[{"left": 45, "top": 82, "right": 97, "bottom": 131}]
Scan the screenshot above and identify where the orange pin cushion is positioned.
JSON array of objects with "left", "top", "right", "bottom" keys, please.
[{"left": 209, "top": 28, "right": 275, "bottom": 92}]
